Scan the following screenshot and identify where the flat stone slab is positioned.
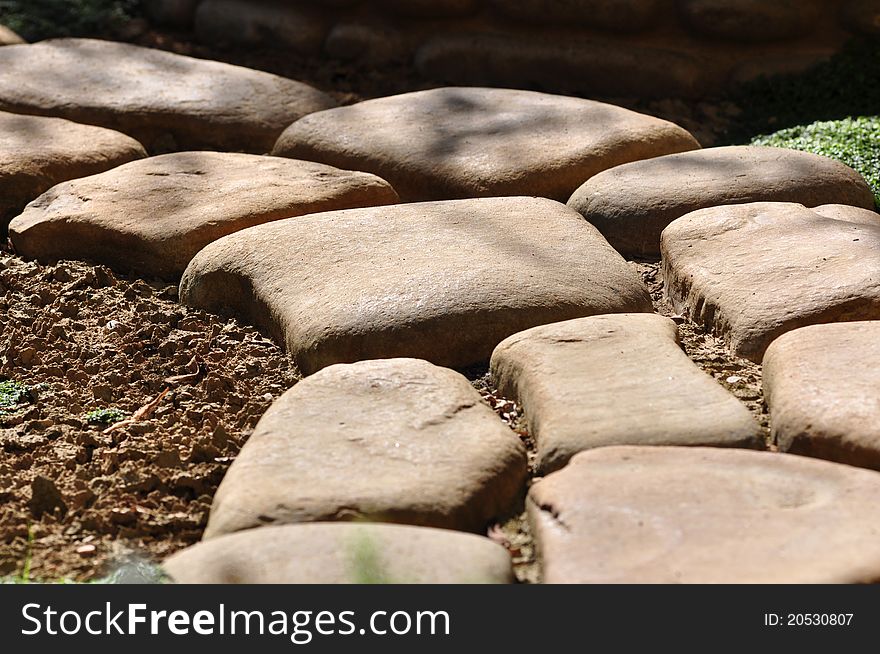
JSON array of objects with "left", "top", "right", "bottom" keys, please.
[
  {"left": 204, "top": 358, "right": 527, "bottom": 538},
  {"left": 0, "top": 39, "right": 335, "bottom": 152},
  {"left": 165, "top": 523, "right": 513, "bottom": 584},
  {"left": 180, "top": 197, "right": 653, "bottom": 374},
  {"left": 491, "top": 313, "right": 761, "bottom": 474},
  {"left": 9, "top": 152, "right": 398, "bottom": 280},
  {"left": 569, "top": 145, "right": 875, "bottom": 256},
  {"left": 1, "top": 111, "right": 145, "bottom": 220},
  {"left": 764, "top": 321, "right": 880, "bottom": 469},
  {"left": 272, "top": 87, "right": 699, "bottom": 202},
  {"left": 529, "top": 446, "right": 880, "bottom": 583},
  {"left": 662, "top": 202, "right": 880, "bottom": 362}
]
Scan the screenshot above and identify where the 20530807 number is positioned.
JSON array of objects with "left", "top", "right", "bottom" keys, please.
[{"left": 764, "top": 613, "right": 854, "bottom": 626}]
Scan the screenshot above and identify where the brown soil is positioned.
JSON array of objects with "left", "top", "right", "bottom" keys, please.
[{"left": 0, "top": 255, "right": 299, "bottom": 581}]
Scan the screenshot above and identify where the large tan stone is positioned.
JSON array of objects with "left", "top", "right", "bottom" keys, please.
[
  {"left": 491, "top": 314, "right": 761, "bottom": 474},
  {"left": 662, "top": 202, "right": 880, "bottom": 362},
  {"left": 165, "top": 523, "right": 514, "bottom": 584},
  {"left": 0, "top": 111, "right": 146, "bottom": 222},
  {"left": 9, "top": 152, "right": 397, "bottom": 281},
  {"left": 415, "top": 36, "right": 706, "bottom": 101},
  {"left": 764, "top": 322, "right": 880, "bottom": 470},
  {"left": 180, "top": 197, "right": 653, "bottom": 374},
  {"left": 204, "top": 359, "right": 527, "bottom": 538},
  {"left": 272, "top": 87, "right": 700, "bottom": 202},
  {"left": 569, "top": 146, "right": 874, "bottom": 257},
  {"left": 0, "top": 39, "right": 335, "bottom": 153},
  {"left": 529, "top": 446, "right": 880, "bottom": 583}
]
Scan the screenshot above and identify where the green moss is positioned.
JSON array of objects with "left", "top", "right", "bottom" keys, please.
[
  {"left": 0, "top": 380, "right": 30, "bottom": 411},
  {"left": 85, "top": 407, "right": 129, "bottom": 425},
  {"left": 0, "top": 0, "right": 140, "bottom": 41},
  {"left": 751, "top": 116, "right": 880, "bottom": 207}
]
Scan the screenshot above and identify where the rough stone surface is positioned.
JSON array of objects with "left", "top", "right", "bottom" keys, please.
[
  {"left": 195, "top": 0, "right": 328, "bottom": 54},
  {"left": 529, "top": 446, "right": 880, "bottom": 583},
  {"left": 0, "top": 111, "right": 146, "bottom": 222},
  {"left": 488, "top": 0, "right": 664, "bottom": 31},
  {"left": 813, "top": 203, "right": 880, "bottom": 225},
  {"left": 165, "top": 523, "right": 514, "bottom": 584},
  {"left": 662, "top": 202, "right": 880, "bottom": 362},
  {"left": 416, "top": 36, "right": 706, "bottom": 103},
  {"left": 678, "top": 0, "right": 821, "bottom": 41},
  {"left": 0, "top": 39, "right": 336, "bottom": 153},
  {"left": 273, "top": 87, "right": 699, "bottom": 202},
  {"left": 180, "top": 197, "right": 653, "bottom": 374},
  {"left": 763, "top": 321, "right": 880, "bottom": 469},
  {"left": 491, "top": 314, "right": 761, "bottom": 474},
  {"left": 569, "top": 146, "right": 875, "bottom": 256},
  {"left": 660, "top": 202, "right": 880, "bottom": 362},
  {"left": 9, "top": 152, "right": 397, "bottom": 281},
  {"left": 204, "top": 359, "right": 527, "bottom": 538},
  {"left": 0, "top": 25, "right": 24, "bottom": 46}
]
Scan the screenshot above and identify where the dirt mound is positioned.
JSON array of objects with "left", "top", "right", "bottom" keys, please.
[{"left": 0, "top": 255, "right": 299, "bottom": 581}]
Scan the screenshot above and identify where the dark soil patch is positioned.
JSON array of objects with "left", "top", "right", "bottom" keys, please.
[{"left": 0, "top": 255, "right": 299, "bottom": 581}]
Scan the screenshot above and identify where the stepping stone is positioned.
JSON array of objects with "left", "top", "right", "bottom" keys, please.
[
  {"left": 661, "top": 202, "right": 880, "bottom": 362},
  {"left": 180, "top": 197, "right": 653, "bottom": 374},
  {"left": 9, "top": 152, "right": 398, "bottom": 280},
  {"left": 165, "top": 523, "right": 513, "bottom": 584},
  {"left": 204, "top": 358, "right": 527, "bottom": 538},
  {"left": 491, "top": 313, "right": 761, "bottom": 474},
  {"left": 271, "top": 87, "right": 700, "bottom": 202},
  {"left": 0, "top": 39, "right": 336, "bottom": 153},
  {"left": 568, "top": 145, "right": 875, "bottom": 257},
  {"left": 529, "top": 446, "right": 880, "bottom": 583},
  {"left": 763, "top": 321, "right": 880, "bottom": 470},
  {"left": 0, "top": 111, "right": 146, "bottom": 222}
]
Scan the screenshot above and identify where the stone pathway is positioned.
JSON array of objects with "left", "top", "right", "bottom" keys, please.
[
  {"left": 0, "top": 39, "right": 335, "bottom": 152},
  {"left": 1, "top": 37, "right": 879, "bottom": 583},
  {"left": 0, "top": 111, "right": 146, "bottom": 222},
  {"left": 271, "top": 87, "right": 699, "bottom": 201},
  {"left": 568, "top": 145, "right": 875, "bottom": 257},
  {"left": 179, "top": 197, "right": 652, "bottom": 374}
]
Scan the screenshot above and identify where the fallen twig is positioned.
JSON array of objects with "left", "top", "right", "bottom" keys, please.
[{"left": 103, "top": 388, "right": 170, "bottom": 434}]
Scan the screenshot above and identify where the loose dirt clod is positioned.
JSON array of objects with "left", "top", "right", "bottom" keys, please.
[{"left": 0, "top": 255, "right": 299, "bottom": 581}]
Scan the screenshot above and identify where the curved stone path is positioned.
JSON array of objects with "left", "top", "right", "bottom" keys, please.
[{"left": 2, "top": 38, "right": 879, "bottom": 584}]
